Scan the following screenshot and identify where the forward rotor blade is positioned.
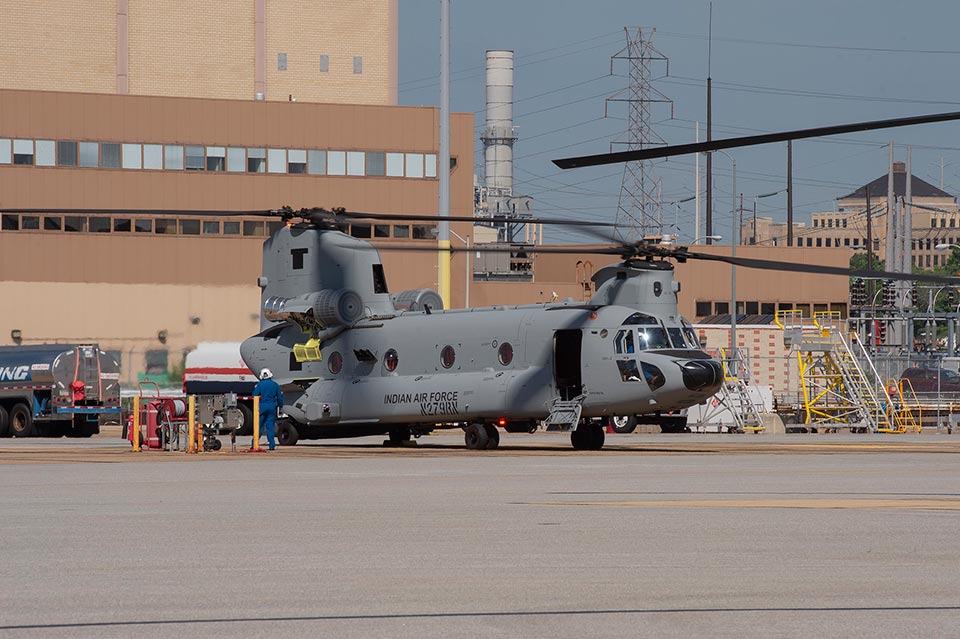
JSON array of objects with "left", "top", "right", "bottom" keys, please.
[
  {"left": 553, "top": 110, "right": 960, "bottom": 169},
  {"left": 682, "top": 250, "right": 960, "bottom": 285},
  {"left": 316, "top": 208, "right": 619, "bottom": 228},
  {"left": 368, "top": 243, "right": 624, "bottom": 255}
]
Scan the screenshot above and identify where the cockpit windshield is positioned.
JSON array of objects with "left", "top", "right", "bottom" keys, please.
[
  {"left": 681, "top": 320, "right": 703, "bottom": 351},
  {"left": 616, "top": 313, "right": 671, "bottom": 352}
]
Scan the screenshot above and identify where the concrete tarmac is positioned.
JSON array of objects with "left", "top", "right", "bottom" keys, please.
[{"left": 1, "top": 432, "right": 959, "bottom": 638}]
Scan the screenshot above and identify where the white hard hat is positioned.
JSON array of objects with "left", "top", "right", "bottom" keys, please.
[{"left": 260, "top": 368, "right": 273, "bottom": 380}]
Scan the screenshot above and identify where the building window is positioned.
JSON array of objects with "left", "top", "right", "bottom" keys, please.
[
  {"left": 815, "top": 238, "right": 822, "bottom": 247},
  {"left": 386, "top": 152, "right": 404, "bottom": 176},
  {"left": 327, "top": 151, "right": 346, "bottom": 175},
  {"left": 0, "top": 138, "right": 10, "bottom": 163},
  {"left": 44, "top": 216, "right": 62, "bottom": 231},
  {"left": 714, "top": 302, "right": 729, "bottom": 314},
  {"left": 412, "top": 224, "right": 434, "bottom": 239},
  {"left": 319, "top": 55, "right": 329, "bottom": 73},
  {"left": 13, "top": 139, "right": 34, "bottom": 164},
  {"left": 243, "top": 221, "right": 265, "bottom": 236},
  {"left": 842, "top": 218, "right": 847, "bottom": 228},
  {"left": 223, "top": 221, "right": 240, "bottom": 235},
  {"left": 164, "top": 145, "right": 184, "bottom": 170},
  {"left": 185, "top": 145, "right": 204, "bottom": 171},
  {"left": 393, "top": 225, "right": 409, "bottom": 239},
  {"left": 143, "top": 144, "right": 162, "bottom": 170},
  {"left": 247, "top": 148, "right": 266, "bottom": 173},
  {"left": 88, "top": 217, "right": 110, "bottom": 233},
  {"left": 1, "top": 214, "right": 18, "bottom": 230},
  {"left": 695, "top": 301, "right": 711, "bottom": 316},
  {"left": 227, "top": 147, "right": 245, "bottom": 172},
  {"left": 374, "top": 224, "right": 390, "bottom": 238},
  {"left": 934, "top": 254, "right": 940, "bottom": 267},
  {"left": 64, "top": 216, "right": 86, "bottom": 232},
  {"left": 366, "top": 152, "right": 385, "bottom": 176},
  {"left": 745, "top": 301, "right": 759, "bottom": 314},
  {"left": 114, "top": 218, "right": 131, "bottom": 232},
  {"left": 425, "top": 154, "right": 437, "bottom": 178},
  {"left": 21, "top": 215, "right": 39, "bottom": 230},
  {"left": 79, "top": 142, "right": 100, "bottom": 167},
  {"left": 206, "top": 146, "right": 225, "bottom": 171},
  {"left": 347, "top": 151, "right": 364, "bottom": 176},
  {"left": 267, "top": 148, "right": 286, "bottom": 173},
  {"left": 288, "top": 149, "right": 307, "bottom": 174},
  {"left": 932, "top": 218, "right": 937, "bottom": 228},
  {"left": 825, "top": 238, "right": 831, "bottom": 247},
  {"left": 926, "top": 255, "right": 932, "bottom": 267},
  {"left": 941, "top": 218, "right": 947, "bottom": 228},
  {"left": 406, "top": 153, "right": 424, "bottom": 178},
  {"left": 350, "top": 224, "right": 371, "bottom": 238},
  {"left": 307, "top": 150, "right": 326, "bottom": 175},
  {"left": 761, "top": 302, "right": 776, "bottom": 315},
  {"left": 179, "top": 219, "right": 200, "bottom": 235},
  {"left": 203, "top": 220, "right": 220, "bottom": 235},
  {"left": 34, "top": 140, "right": 55, "bottom": 166},
  {"left": 135, "top": 219, "right": 153, "bottom": 233},
  {"left": 843, "top": 238, "right": 850, "bottom": 246},
  {"left": 278, "top": 52, "right": 287, "bottom": 71},
  {"left": 145, "top": 350, "right": 168, "bottom": 376},
  {"left": 121, "top": 143, "right": 141, "bottom": 169},
  {"left": 155, "top": 218, "right": 176, "bottom": 234},
  {"left": 353, "top": 56, "right": 362, "bottom": 74},
  {"left": 101, "top": 143, "right": 120, "bottom": 168}
]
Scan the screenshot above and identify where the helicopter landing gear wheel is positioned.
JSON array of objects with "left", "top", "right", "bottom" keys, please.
[
  {"left": 277, "top": 421, "right": 299, "bottom": 446},
  {"left": 464, "top": 423, "right": 489, "bottom": 450},
  {"left": 571, "top": 422, "right": 605, "bottom": 451},
  {"left": 482, "top": 423, "right": 500, "bottom": 449},
  {"left": 388, "top": 425, "right": 411, "bottom": 445},
  {"left": 611, "top": 415, "right": 637, "bottom": 434}
]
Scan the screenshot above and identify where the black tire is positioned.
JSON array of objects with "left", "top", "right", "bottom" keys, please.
[
  {"left": 483, "top": 423, "right": 500, "bottom": 449},
  {"left": 277, "top": 421, "right": 299, "bottom": 446},
  {"left": 9, "top": 403, "right": 33, "bottom": 438},
  {"left": 388, "top": 425, "right": 411, "bottom": 444},
  {"left": 659, "top": 416, "right": 689, "bottom": 433},
  {"left": 236, "top": 402, "right": 255, "bottom": 437},
  {"left": 571, "top": 422, "right": 605, "bottom": 450},
  {"left": 0, "top": 404, "right": 10, "bottom": 437},
  {"left": 611, "top": 415, "right": 637, "bottom": 434},
  {"left": 464, "top": 423, "right": 489, "bottom": 450},
  {"left": 210, "top": 438, "right": 223, "bottom": 451}
]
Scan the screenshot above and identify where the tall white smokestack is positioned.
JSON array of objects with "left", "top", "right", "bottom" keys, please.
[{"left": 482, "top": 50, "right": 517, "bottom": 211}]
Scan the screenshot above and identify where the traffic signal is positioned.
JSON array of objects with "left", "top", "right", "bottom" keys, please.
[
  {"left": 949, "top": 290, "right": 957, "bottom": 306},
  {"left": 911, "top": 287, "right": 918, "bottom": 306}
]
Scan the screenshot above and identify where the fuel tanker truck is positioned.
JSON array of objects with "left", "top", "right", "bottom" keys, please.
[{"left": 0, "top": 344, "right": 122, "bottom": 437}]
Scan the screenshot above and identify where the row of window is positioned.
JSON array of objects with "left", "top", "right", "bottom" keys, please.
[
  {"left": 0, "top": 213, "right": 438, "bottom": 240},
  {"left": 815, "top": 215, "right": 960, "bottom": 229},
  {"left": 323, "top": 342, "right": 515, "bottom": 376},
  {"left": 0, "top": 138, "right": 439, "bottom": 179},
  {"left": 276, "top": 53, "right": 361, "bottom": 74},
  {"left": 695, "top": 301, "right": 849, "bottom": 318}
]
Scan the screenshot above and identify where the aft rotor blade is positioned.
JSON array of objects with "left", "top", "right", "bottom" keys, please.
[
  {"left": 369, "top": 243, "right": 624, "bottom": 255},
  {"left": 0, "top": 207, "right": 281, "bottom": 216},
  {"left": 324, "top": 208, "right": 619, "bottom": 228},
  {"left": 553, "top": 110, "right": 960, "bottom": 169},
  {"left": 682, "top": 251, "right": 960, "bottom": 285}
]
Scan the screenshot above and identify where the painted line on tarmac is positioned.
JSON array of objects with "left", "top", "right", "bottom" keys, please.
[{"left": 531, "top": 498, "right": 960, "bottom": 510}]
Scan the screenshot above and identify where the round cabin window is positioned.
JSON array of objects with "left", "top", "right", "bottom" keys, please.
[
  {"left": 383, "top": 349, "right": 399, "bottom": 372},
  {"left": 440, "top": 345, "right": 456, "bottom": 369},
  {"left": 328, "top": 351, "right": 343, "bottom": 375},
  {"left": 498, "top": 342, "right": 514, "bottom": 366}
]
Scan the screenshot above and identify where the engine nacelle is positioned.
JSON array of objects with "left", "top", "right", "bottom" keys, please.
[
  {"left": 392, "top": 289, "right": 444, "bottom": 312},
  {"left": 262, "top": 288, "right": 364, "bottom": 328}
]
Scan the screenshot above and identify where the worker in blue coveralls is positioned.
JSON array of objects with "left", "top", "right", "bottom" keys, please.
[{"left": 252, "top": 368, "right": 283, "bottom": 450}]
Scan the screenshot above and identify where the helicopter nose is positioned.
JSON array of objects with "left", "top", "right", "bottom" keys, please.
[{"left": 681, "top": 360, "right": 724, "bottom": 393}]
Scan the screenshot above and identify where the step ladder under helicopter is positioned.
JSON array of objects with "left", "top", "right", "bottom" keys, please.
[{"left": 691, "top": 347, "right": 765, "bottom": 434}]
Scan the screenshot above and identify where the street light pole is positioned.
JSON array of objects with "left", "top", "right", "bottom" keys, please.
[
  {"left": 450, "top": 229, "right": 471, "bottom": 308},
  {"left": 715, "top": 149, "right": 737, "bottom": 376}
]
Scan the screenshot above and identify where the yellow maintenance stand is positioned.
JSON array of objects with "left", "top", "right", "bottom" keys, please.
[{"left": 776, "top": 310, "right": 918, "bottom": 433}]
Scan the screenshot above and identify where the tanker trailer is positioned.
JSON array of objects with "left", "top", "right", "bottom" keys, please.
[{"left": 0, "top": 344, "right": 122, "bottom": 437}]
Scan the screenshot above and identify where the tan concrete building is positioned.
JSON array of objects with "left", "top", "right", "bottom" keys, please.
[
  {"left": 744, "top": 162, "right": 960, "bottom": 269},
  {"left": 0, "top": 1, "right": 398, "bottom": 104}
]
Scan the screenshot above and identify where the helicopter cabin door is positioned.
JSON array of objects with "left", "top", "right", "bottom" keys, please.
[{"left": 553, "top": 329, "right": 583, "bottom": 400}]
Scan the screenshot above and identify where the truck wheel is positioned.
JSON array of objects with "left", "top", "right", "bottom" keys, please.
[
  {"left": 9, "top": 403, "right": 34, "bottom": 438},
  {"left": 483, "top": 423, "right": 500, "bottom": 449},
  {"left": 277, "top": 421, "right": 299, "bottom": 446},
  {"left": 611, "top": 415, "right": 638, "bottom": 434},
  {"left": 236, "top": 403, "right": 254, "bottom": 437},
  {"left": 0, "top": 405, "right": 9, "bottom": 437}
]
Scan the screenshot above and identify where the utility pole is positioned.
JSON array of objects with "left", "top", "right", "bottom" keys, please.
[
  {"left": 787, "top": 140, "right": 793, "bottom": 246},
  {"left": 705, "top": 3, "right": 713, "bottom": 245}
]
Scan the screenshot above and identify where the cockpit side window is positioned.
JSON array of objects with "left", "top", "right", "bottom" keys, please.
[
  {"left": 617, "top": 359, "right": 641, "bottom": 382},
  {"left": 667, "top": 327, "right": 686, "bottom": 348},
  {"left": 682, "top": 321, "right": 703, "bottom": 351},
  {"left": 614, "top": 329, "right": 636, "bottom": 354},
  {"left": 622, "top": 313, "right": 658, "bottom": 326}
]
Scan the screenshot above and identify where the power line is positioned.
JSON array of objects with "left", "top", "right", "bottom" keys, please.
[{"left": 657, "top": 29, "right": 960, "bottom": 56}]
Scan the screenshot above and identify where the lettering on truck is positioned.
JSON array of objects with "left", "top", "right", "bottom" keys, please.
[
  {"left": 383, "top": 390, "right": 460, "bottom": 417},
  {"left": 0, "top": 366, "right": 31, "bottom": 382}
]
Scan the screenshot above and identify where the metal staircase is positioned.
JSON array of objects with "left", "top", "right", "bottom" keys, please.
[
  {"left": 692, "top": 348, "right": 764, "bottom": 433},
  {"left": 777, "top": 311, "right": 894, "bottom": 433},
  {"left": 544, "top": 394, "right": 585, "bottom": 429}
]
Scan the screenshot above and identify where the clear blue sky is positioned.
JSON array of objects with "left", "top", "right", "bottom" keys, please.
[{"left": 399, "top": 0, "right": 960, "bottom": 244}]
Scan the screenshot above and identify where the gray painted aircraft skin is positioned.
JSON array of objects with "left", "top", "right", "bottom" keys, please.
[{"left": 241, "top": 225, "right": 723, "bottom": 449}]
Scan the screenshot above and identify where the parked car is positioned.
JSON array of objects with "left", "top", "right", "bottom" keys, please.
[{"left": 900, "top": 367, "right": 960, "bottom": 393}]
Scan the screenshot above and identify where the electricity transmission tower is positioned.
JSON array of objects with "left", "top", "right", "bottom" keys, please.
[{"left": 606, "top": 27, "right": 672, "bottom": 241}]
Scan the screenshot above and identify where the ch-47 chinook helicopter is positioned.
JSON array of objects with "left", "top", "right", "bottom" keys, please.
[
  {"left": 235, "top": 109, "right": 960, "bottom": 450},
  {"left": 12, "top": 110, "right": 960, "bottom": 450}
]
